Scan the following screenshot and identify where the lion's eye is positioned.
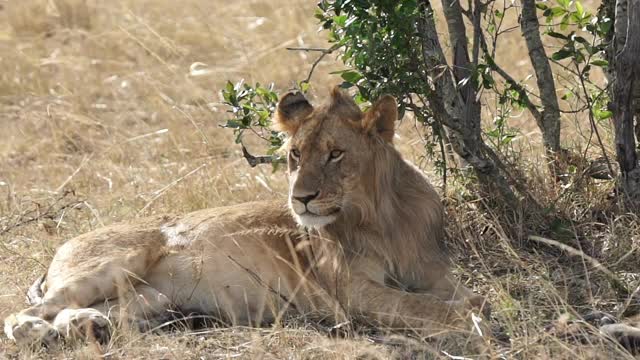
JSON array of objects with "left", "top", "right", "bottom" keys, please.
[
  {"left": 290, "top": 149, "right": 301, "bottom": 161},
  {"left": 328, "top": 149, "right": 344, "bottom": 162}
]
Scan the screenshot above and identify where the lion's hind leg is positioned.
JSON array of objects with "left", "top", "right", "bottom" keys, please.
[
  {"left": 5, "top": 284, "right": 174, "bottom": 347},
  {"left": 4, "top": 302, "right": 65, "bottom": 347},
  {"left": 50, "top": 284, "right": 173, "bottom": 344},
  {"left": 4, "top": 282, "right": 113, "bottom": 347},
  {"left": 4, "top": 262, "right": 157, "bottom": 347},
  {"left": 52, "top": 308, "right": 112, "bottom": 344},
  {"left": 4, "top": 275, "right": 117, "bottom": 347},
  {"left": 51, "top": 284, "right": 174, "bottom": 343},
  {"left": 5, "top": 277, "right": 168, "bottom": 347},
  {"left": 90, "top": 284, "right": 174, "bottom": 333}
]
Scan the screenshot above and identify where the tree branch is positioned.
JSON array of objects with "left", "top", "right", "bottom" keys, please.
[
  {"left": 611, "top": 0, "right": 639, "bottom": 174},
  {"left": 520, "top": 0, "right": 562, "bottom": 154},
  {"left": 417, "top": 0, "right": 521, "bottom": 207},
  {"left": 478, "top": 32, "right": 544, "bottom": 124},
  {"left": 441, "top": 0, "right": 472, "bottom": 93},
  {"left": 609, "top": 0, "right": 640, "bottom": 209},
  {"left": 287, "top": 44, "right": 341, "bottom": 85},
  {"left": 241, "top": 144, "right": 283, "bottom": 168}
]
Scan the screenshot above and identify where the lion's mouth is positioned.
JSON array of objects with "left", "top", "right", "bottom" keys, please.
[
  {"left": 294, "top": 208, "right": 340, "bottom": 228},
  {"left": 302, "top": 208, "right": 340, "bottom": 217}
]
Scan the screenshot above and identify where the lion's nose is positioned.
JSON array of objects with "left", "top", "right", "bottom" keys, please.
[{"left": 293, "top": 191, "right": 320, "bottom": 205}]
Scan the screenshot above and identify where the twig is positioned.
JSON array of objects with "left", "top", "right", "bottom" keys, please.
[
  {"left": 287, "top": 44, "right": 341, "bottom": 85},
  {"left": 56, "top": 154, "right": 92, "bottom": 193},
  {"left": 478, "top": 32, "right": 544, "bottom": 127},
  {"left": 285, "top": 47, "right": 334, "bottom": 52},
  {"left": 138, "top": 164, "right": 207, "bottom": 214},
  {"left": 0, "top": 190, "right": 83, "bottom": 269},
  {"left": 0, "top": 190, "right": 82, "bottom": 236},
  {"left": 241, "top": 144, "right": 284, "bottom": 168},
  {"left": 574, "top": 60, "right": 616, "bottom": 179},
  {"left": 528, "top": 235, "right": 629, "bottom": 297}
]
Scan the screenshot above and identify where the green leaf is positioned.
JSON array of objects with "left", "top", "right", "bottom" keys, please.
[
  {"left": 547, "top": 31, "right": 568, "bottom": 39},
  {"left": 551, "top": 48, "right": 573, "bottom": 60},
  {"left": 481, "top": 72, "right": 495, "bottom": 89},
  {"left": 571, "top": 35, "right": 589, "bottom": 45},
  {"left": 501, "top": 134, "right": 516, "bottom": 145},
  {"left": 546, "top": 6, "right": 566, "bottom": 19},
  {"left": 339, "top": 81, "right": 354, "bottom": 89},
  {"left": 599, "top": 18, "right": 613, "bottom": 35},
  {"left": 485, "top": 128, "right": 500, "bottom": 138},
  {"left": 234, "top": 130, "right": 244, "bottom": 144},
  {"left": 256, "top": 109, "right": 270, "bottom": 125},
  {"left": 340, "top": 70, "right": 363, "bottom": 83},
  {"left": 561, "top": 91, "right": 574, "bottom": 100},
  {"left": 224, "top": 119, "right": 243, "bottom": 129},
  {"left": 354, "top": 92, "right": 368, "bottom": 105},
  {"left": 536, "top": 3, "right": 549, "bottom": 11},
  {"left": 575, "top": 1, "right": 584, "bottom": 16},
  {"left": 560, "top": 13, "right": 570, "bottom": 30},
  {"left": 590, "top": 59, "right": 609, "bottom": 67},
  {"left": 333, "top": 14, "right": 348, "bottom": 27},
  {"left": 594, "top": 109, "right": 613, "bottom": 121},
  {"left": 487, "top": 22, "right": 495, "bottom": 34},
  {"left": 299, "top": 82, "right": 311, "bottom": 93}
]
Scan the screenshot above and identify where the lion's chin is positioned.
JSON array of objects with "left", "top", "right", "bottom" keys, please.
[{"left": 294, "top": 213, "right": 337, "bottom": 228}]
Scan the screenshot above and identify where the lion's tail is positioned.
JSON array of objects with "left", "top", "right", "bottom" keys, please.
[{"left": 26, "top": 273, "right": 46, "bottom": 305}]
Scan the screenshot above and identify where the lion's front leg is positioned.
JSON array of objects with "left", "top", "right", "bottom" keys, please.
[
  {"left": 426, "top": 274, "right": 491, "bottom": 319},
  {"left": 347, "top": 274, "right": 483, "bottom": 335}
]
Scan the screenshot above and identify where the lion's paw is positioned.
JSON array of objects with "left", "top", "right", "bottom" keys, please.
[
  {"left": 53, "top": 308, "right": 111, "bottom": 344},
  {"left": 467, "top": 295, "right": 491, "bottom": 319},
  {"left": 447, "top": 299, "right": 491, "bottom": 337},
  {"left": 4, "top": 314, "right": 59, "bottom": 347}
]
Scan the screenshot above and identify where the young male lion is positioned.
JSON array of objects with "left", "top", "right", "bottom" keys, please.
[{"left": 4, "top": 88, "right": 487, "bottom": 346}]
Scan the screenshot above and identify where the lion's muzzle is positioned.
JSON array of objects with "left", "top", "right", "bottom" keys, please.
[{"left": 289, "top": 192, "right": 341, "bottom": 228}]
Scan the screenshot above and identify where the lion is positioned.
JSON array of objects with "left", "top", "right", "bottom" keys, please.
[{"left": 4, "top": 87, "right": 488, "bottom": 347}]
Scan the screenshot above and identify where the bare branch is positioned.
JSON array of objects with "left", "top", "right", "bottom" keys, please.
[
  {"left": 241, "top": 144, "right": 284, "bottom": 168},
  {"left": 529, "top": 235, "right": 630, "bottom": 297},
  {"left": 573, "top": 55, "right": 615, "bottom": 179},
  {"left": 0, "top": 189, "right": 82, "bottom": 236},
  {"left": 285, "top": 47, "right": 334, "bottom": 52},
  {"left": 478, "top": 31, "right": 544, "bottom": 123},
  {"left": 287, "top": 44, "right": 341, "bottom": 85}
]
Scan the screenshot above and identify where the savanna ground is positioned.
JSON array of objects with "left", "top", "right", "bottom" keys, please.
[{"left": 1, "top": 0, "right": 639, "bottom": 358}]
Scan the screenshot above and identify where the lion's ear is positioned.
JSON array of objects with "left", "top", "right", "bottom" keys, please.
[
  {"left": 363, "top": 95, "right": 397, "bottom": 143},
  {"left": 273, "top": 92, "right": 313, "bottom": 135}
]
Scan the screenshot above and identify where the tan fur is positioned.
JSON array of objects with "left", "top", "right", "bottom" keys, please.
[{"left": 4, "top": 88, "right": 488, "bottom": 347}]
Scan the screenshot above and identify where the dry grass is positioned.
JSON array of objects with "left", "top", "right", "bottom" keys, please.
[{"left": 0, "top": 0, "right": 638, "bottom": 359}]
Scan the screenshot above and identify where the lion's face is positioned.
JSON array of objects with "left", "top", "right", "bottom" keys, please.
[{"left": 274, "top": 87, "right": 397, "bottom": 228}]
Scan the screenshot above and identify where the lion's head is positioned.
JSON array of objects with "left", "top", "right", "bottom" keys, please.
[{"left": 274, "top": 87, "right": 398, "bottom": 229}]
